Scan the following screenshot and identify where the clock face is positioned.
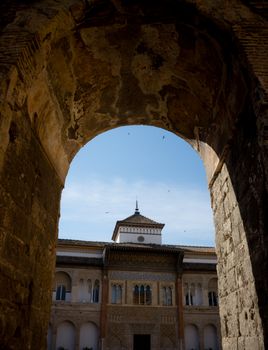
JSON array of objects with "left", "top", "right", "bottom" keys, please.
[{"left": 137, "top": 235, "right": 145, "bottom": 242}]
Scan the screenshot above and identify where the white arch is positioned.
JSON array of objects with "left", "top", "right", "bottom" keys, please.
[
  {"left": 53, "top": 271, "right": 72, "bottom": 301},
  {"left": 184, "top": 324, "right": 199, "bottom": 350},
  {"left": 204, "top": 324, "right": 218, "bottom": 350},
  {"left": 56, "top": 321, "right": 75, "bottom": 350},
  {"left": 47, "top": 324, "right": 52, "bottom": 350},
  {"left": 79, "top": 322, "right": 99, "bottom": 350},
  {"left": 54, "top": 271, "right": 72, "bottom": 290}
]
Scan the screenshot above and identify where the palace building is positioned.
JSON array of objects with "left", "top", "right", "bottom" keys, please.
[{"left": 48, "top": 205, "right": 220, "bottom": 350}]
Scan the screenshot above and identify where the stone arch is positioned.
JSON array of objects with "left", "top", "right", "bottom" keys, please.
[
  {"left": 79, "top": 322, "right": 99, "bottom": 350},
  {"left": 203, "top": 324, "right": 219, "bottom": 350},
  {"left": 184, "top": 324, "right": 199, "bottom": 350},
  {"left": 54, "top": 271, "right": 72, "bottom": 290},
  {"left": 53, "top": 271, "right": 72, "bottom": 301},
  {"left": 56, "top": 321, "right": 76, "bottom": 350},
  {"left": 0, "top": 1, "right": 267, "bottom": 349}
]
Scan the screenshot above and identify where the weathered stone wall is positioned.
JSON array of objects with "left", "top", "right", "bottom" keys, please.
[
  {"left": 0, "top": 1, "right": 267, "bottom": 349},
  {"left": 209, "top": 82, "right": 268, "bottom": 349},
  {"left": 212, "top": 164, "right": 264, "bottom": 349},
  {"left": 0, "top": 101, "right": 62, "bottom": 348}
]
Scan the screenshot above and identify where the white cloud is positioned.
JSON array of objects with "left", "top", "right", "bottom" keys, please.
[{"left": 59, "top": 177, "right": 215, "bottom": 246}]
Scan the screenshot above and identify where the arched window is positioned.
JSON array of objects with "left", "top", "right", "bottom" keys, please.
[
  {"left": 140, "top": 285, "right": 145, "bottom": 304},
  {"left": 208, "top": 291, "right": 218, "bottom": 306},
  {"left": 166, "top": 286, "right": 172, "bottom": 306},
  {"left": 208, "top": 278, "right": 218, "bottom": 306},
  {"left": 184, "top": 283, "right": 193, "bottom": 306},
  {"left": 133, "top": 285, "right": 139, "bottom": 304},
  {"left": 133, "top": 284, "right": 151, "bottom": 305},
  {"left": 56, "top": 285, "right": 66, "bottom": 301},
  {"left": 117, "top": 285, "right": 122, "bottom": 304},
  {"left": 162, "top": 286, "right": 172, "bottom": 306},
  {"left": 53, "top": 272, "right": 71, "bottom": 302},
  {"left": 145, "top": 285, "right": 152, "bottom": 305},
  {"left": 111, "top": 284, "right": 123, "bottom": 304},
  {"left": 93, "top": 280, "right": 100, "bottom": 303},
  {"left": 111, "top": 285, "right": 117, "bottom": 304}
]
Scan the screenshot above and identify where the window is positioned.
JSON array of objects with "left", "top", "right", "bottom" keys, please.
[
  {"left": 208, "top": 278, "right": 218, "bottom": 307},
  {"left": 196, "top": 283, "right": 203, "bottom": 305},
  {"left": 53, "top": 271, "right": 72, "bottom": 302},
  {"left": 56, "top": 285, "right": 66, "bottom": 301},
  {"left": 162, "top": 286, "right": 172, "bottom": 306},
  {"left": 145, "top": 285, "right": 151, "bottom": 305},
  {"left": 186, "top": 292, "right": 193, "bottom": 306},
  {"left": 133, "top": 284, "right": 152, "bottom": 305},
  {"left": 133, "top": 285, "right": 139, "bottom": 304},
  {"left": 184, "top": 283, "right": 194, "bottom": 306},
  {"left": 208, "top": 291, "right": 218, "bottom": 306},
  {"left": 111, "top": 284, "right": 122, "bottom": 304},
  {"left": 93, "top": 280, "right": 100, "bottom": 303}
]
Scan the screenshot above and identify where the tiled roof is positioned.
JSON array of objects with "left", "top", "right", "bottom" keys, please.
[
  {"left": 57, "top": 239, "right": 108, "bottom": 247},
  {"left": 112, "top": 211, "right": 165, "bottom": 241},
  {"left": 57, "top": 239, "right": 215, "bottom": 254},
  {"left": 106, "top": 242, "right": 183, "bottom": 254},
  {"left": 119, "top": 213, "right": 164, "bottom": 226},
  {"left": 177, "top": 245, "right": 216, "bottom": 253}
]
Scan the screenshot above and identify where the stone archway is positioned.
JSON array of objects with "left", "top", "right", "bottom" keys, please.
[{"left": 0, "top": 1, "right": 267, "bottom": 349}]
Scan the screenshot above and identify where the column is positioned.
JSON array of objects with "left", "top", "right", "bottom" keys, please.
[
  {"left": 176, "top": 252, "right": 185, "bottom": 349},
  {"left": 100, "top": 270, "right": 108, "bottom": 350},
  {"left": 176, "top": 276, "right": 185, "bottom": 350},
  {"left": 203, "top": 278, "right": 209, "bottom": 307}
]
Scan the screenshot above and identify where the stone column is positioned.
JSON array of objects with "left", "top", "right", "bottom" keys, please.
[
  {"left": 75, "top": 324, "right": 80, "bottom": 350},
  {"left": 176, "top": 276, "right": 184, "bottom": 350},
  {"left": 176, "top": 253, "right": 184, "bottom": 350},
  {"left": 199, "top": 326, "right": 204, "bottom": 350},
  {"left": 100, "top": 269, "right": 108, "bottom": 349},
  {"left": 203, "top": 283, "right": 209, "bottom": 307}
]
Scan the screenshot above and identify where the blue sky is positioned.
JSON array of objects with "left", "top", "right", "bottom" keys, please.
[{"left": 59, "top": 125, "right": 215, "bottom": 246}]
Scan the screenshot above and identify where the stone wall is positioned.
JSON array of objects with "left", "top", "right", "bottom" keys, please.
[{"left": 0, "top": 99, "right": 62, "bottom": 348}]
